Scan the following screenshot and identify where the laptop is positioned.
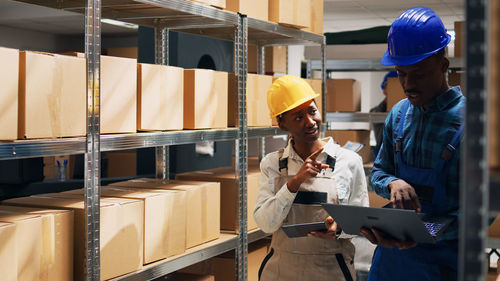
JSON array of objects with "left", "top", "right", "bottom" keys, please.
[{"left": 321, "top": 203, "right": 456, "bottom": 244}]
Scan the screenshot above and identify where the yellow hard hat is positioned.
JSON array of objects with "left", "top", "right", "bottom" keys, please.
[{"left": 267, "top": 75, "right": 320, "bottom": 118}]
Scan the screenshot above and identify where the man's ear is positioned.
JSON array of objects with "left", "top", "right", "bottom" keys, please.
[{"left": 441, "top": 57, "right": 450, "bottom": 73}]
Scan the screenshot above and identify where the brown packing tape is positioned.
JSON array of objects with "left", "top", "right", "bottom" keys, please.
[
  {"left": 201, "top": 186, "right": 207, "bottom": 242},
  {"left": 48, "top": 55, "right": 62, "bottom": 138},
  {"left": 160, "top": 66, "right": 167, "bottom": 129},
  {"left": 18, "top": 52, "right": 26, "bottom": 139}
]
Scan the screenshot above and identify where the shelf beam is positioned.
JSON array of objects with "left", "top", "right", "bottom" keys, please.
[
  {"left": 326, "top": 112, "right": 388, "bottom": 123},
  {"left": 111, "top": 234, "right": 238, "bottom": 281},
  {"left": 307, "top": 57, "right": 463, "bottom": 72},
  {"left": 0, "top": 128, "right": 290, "bottom": 160}
]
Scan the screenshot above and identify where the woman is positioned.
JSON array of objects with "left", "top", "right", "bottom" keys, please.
[{"left": 254, "top": 75, "right": 369, "bottom": 281}]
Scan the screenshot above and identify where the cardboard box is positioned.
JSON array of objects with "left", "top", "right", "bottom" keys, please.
[
  {"left": 0, "top": 206, "right": 73, "bottom": 281},
  {"left": 184, "top": 69, "right": 228, "bottom": 129},
  {"left": 225, "top": 0, "right": 267, "bottom": 21},
  {"left": 2, "top": 196, "right": 144, "bottom": 281},
  {"left": 168, "top": 272, "right": 215, "bottom": 281},
  {"left": 248, "top": 45, "right": 287, "bottom": 74},
  {"left": 326, "top": 130, "right": 371, "bottom": 163},
  {"left": 454, "top": 21, "right": 464, "bottom": 57},
  {"left": 489, "top": 216, "right": 500, "bottom": 238},
  {"left": 386, "top": 77, "right": 406, "bottom": 112},
  {"left": 368, "top": 192, "right": 390, "bottom": 208},
  {"left": 65, "top": 186, "right": 185, "bottom": 263},
  {"left": 19, "top": 51, "right": 86, "bottom": 139},
  {"left": 101, "top": 55, "right": 137, "bottom": 134},
  {"left": 176, "top": 168, "right": 260, "bottom": 232},
  {"left": 305, "top": 78, "right": 323, "bottom": 116},
  {"left": 189, "top": 0, "right": 225, "bottom": 9},
  {"left": 303, "top": 0, "right": 323, "bottom": 35},
  {"left": 105, "top": 150, "right": 137, "bottom": 178},
  {"left": 488, "top": 272, "right": 500, "bottom": 281},
  {"left": 269, "top": 0, "right": 310, "bottom": 29},
  {"left": 0, "top": 47, "right": 19, "bottom": 140},
  {"left": 448, "top": 71, "right": 464, "bottom": 94},
  {"left": 326, "top": 79, "right": 361, "bottom": 112},
  {"left": 0, "top": 222, "right": 16, "bottom": 281},
  {"left": 111, "top": 179, "right": 220, "bottom": 248},
  {"left": 228, "top": 74, "right": 273, "bottom": 127},
  {"left": 138, "top": 63, "right": 184, "bottom": 131},
  {"left": 0, "top": 212, "right": 43, "bottom": 281},
  {"left": 106, "top": 47, "right": 138, "bottom": 59},
  {"left": 182, "top": 239, "right": 269, "bottom": 281}
]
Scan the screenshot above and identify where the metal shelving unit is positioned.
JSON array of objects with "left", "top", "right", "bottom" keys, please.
[
  {"left": 3, "top": 0, "right": 324, "bottom": 280},
  {"left": 459, "top": 0, "right": 490, "bottom": 280}
]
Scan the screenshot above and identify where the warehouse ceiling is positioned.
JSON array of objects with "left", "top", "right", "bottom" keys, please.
[
  {"left": 324, "top": 0, "right": 464, "bottom": 32},
  {"left": 0, "top": 0, "right": 465, "bottom": 35}
]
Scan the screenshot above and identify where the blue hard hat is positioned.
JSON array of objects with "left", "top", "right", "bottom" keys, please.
[
  {"left": 381, "top": 7, "right": 451, "bottom": 66},
  {"left": 381, "top": 71, "right": 398, "bottom": 90}
]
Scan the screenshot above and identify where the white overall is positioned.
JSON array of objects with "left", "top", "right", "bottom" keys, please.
[{"left": 259, "top": 149, "right": 356, "bottom": 281}]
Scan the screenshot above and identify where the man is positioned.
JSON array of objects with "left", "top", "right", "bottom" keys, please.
[
  {"left": 370, "top": 70, "right": 398, "bottom": 156},
  {"left": 360, "top": 7, "right": 465, "bottom": 281}
]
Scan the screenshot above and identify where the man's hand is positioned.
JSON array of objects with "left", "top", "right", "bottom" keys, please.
[
  {"left": 388, "top": 179, "right": 421, "bottom": 212},
  {"left": 287, "top": 148, "right": 329, "bottom": 193},
  {"left": 360, "top": 227, "right": 417, "bottom": 250},
  {"left": 309, "top": 216, "right": 340, "bottom": 240}
]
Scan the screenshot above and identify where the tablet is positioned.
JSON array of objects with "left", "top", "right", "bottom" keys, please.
[
  {"left": 281, "top": 222, "right": 327, "bottom": 238},
  {"left": 321, "top": 203, "right": 455, "bottom": 244}
]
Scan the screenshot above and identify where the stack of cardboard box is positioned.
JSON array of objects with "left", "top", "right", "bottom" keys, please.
[
  {"left": 0, "top": 206, "right": 73, "bottom": 281},
  {"left": 110, "top": 179, "right": 221, "bottom": 248},
  {"left": 63, "top": 187, "right": 187, "bottom": 264},
  {"left": 2, "top": 195, "right": 143, "bottom": 281},
  {"left": 176, "top": 167, "right": 261, "bottom": 233}
]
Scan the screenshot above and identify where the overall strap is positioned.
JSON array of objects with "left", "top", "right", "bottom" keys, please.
[
  {"left": 278, "top": 148, "right": 288, "bottom": 177},
  {"left": 395, "top": 99, "right": 411, "bottom": 153},
  {"left": 326, "top": 155, "right": 336, "bottom": 172},
  {"left": 440, "top": 123, "right": 465, "bottom": 162}
]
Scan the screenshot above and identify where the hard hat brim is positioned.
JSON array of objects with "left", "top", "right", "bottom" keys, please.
[
  {"left": 380, "top": 34, "right": 451, "bottom": 66},
  {"left": 270, "top": 92, "right": 320, "bottom": 118}
]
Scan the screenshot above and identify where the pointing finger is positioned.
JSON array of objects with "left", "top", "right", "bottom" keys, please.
[{"left": 308, "top": 147, "right": 324, "bottom": 161}]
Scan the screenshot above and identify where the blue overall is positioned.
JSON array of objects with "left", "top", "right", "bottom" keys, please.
[{"left": 368, "top": 99, "right": 463, "bottom": 281}]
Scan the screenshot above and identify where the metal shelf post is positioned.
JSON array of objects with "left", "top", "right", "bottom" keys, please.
[
  {"left": 320, "top": 39, "right": 327, "bottom": 137},
  {"left": 84, "top": 0, "right": 101, "bottom": 279},
  {"left": 154, "top": 23, "right": 170, "bottom": 180},
  {"left": 459, "top": 0, "right": 490, "bottom": 280},
  {"left": 257, "top": 45, "right": 266, "bottom": 161},
  {"left": 235, "top": 14, "right": 248, "bottom": 281}
]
